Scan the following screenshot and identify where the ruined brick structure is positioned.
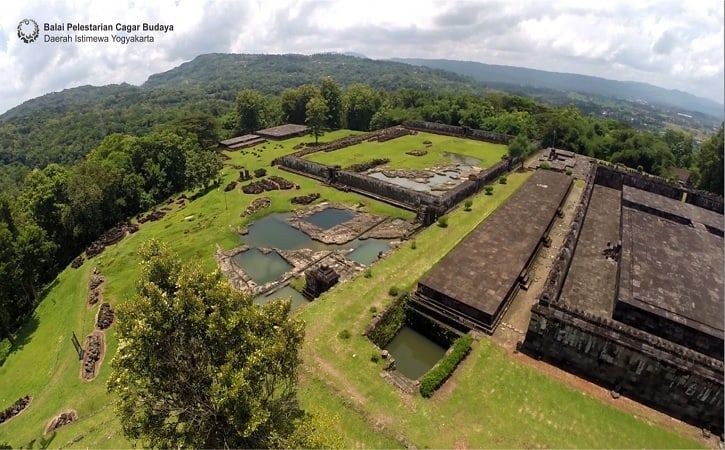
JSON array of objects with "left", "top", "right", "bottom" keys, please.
[
  {"left": 302, "top": 265, "right": 339, "bottom": 299},
  {"left": 523, "top": 163, "right": 724, "bottom": 433}
]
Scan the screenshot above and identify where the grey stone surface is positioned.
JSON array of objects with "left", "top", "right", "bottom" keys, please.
[{"left": 559, "top": 185, "right": 621, "bottom": 317}]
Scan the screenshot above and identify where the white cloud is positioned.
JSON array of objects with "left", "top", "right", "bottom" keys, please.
[{"left": 0, "top": 0, "right": 722, "bottom": 113}]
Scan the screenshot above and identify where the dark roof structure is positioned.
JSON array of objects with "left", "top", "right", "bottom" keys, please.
[
  {"left": 219, "top": 134, "right": 267, "bottom": 149},
  {"left": 416, "top": 170, "right": 572, "bottom": 332},
  {"left": 255, "top": 124, "right": 309, "bottom": 139}
]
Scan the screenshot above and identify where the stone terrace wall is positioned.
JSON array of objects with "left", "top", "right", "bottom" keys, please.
[
  {"left": 403, "top": 121, "right": 514, "bottom": 144},
  {"left": 596, "top": 162, "right": 723, "bottom": 213},
  {"left": 274, "top": 155, "right": 330, "bottom": 179},
  {"left": 335, "top": 170, "right": 438, "bottom": 208},
  {"left": 525, "top": 303, "right": 724, "bottom": 433}
]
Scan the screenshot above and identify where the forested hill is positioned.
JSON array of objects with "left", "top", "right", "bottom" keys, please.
[
  {"left": 0, "top": 53, "right": 480, "bottom": 168},
  {"left": 392, "top": 58, "right": 724, "bottom": 119}
]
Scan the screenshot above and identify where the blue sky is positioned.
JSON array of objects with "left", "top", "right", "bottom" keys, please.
[{"left": 0, "top": 0, "right": 722, "bottom": 113}]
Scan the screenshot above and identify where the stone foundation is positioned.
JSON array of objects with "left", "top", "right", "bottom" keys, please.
[{"left": 0, "top": 395, "right": 31, "bottom": 424}]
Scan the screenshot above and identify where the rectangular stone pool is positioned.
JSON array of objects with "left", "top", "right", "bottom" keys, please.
[
  {"left": 384, "top": 326, "right": 448, "bottom": 380},
  {"left": 231, "top": 248, "right": 292, "bottom": 285}
]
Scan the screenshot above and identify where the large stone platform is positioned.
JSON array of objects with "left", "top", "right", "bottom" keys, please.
[
  {"left": 523, "top": 163, "right": 724, "bottom": 434},
  {"left": 414, "top": 170, "right": 572, "bottom": 333}
]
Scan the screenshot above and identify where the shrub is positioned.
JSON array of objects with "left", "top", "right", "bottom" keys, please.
[
  {"left": 370, "top": 352, "right": 380, "bottom": 363},
  {"left": 463, "top": 199, "right": 472, "bottom": 211},
  {"left": 364, "top": 268, "right": 372, "bottom": 278},
  {"left": 369, "top": 306, "right": 378, "bottom": 314},
  {"left": 540, "top": 161, "right": 551, "bottom": 170},
  {"left": 0, "top": 339, "right": 11, "bottom": 366},
  {"left": 253, "top": 168, "right": 267, "bottom": 178},
  {"left": 437, "top": 215, "right": 448, "bottom": 228},
  {"left": 338, "top": 329, "right": 351, "bottom": 340},
  {"left": 566, "top": 169, "right": 573, "bottom": 176},
  {"left": 388, "top": 286, "right": 400, "bottom": 297},
  {"left": 419, "top": 334, "right": 473, "bottom": 398},
  {"left": 484, "top": 185, "right": 494, "bottom": 195},
  {"left": 499, "top": 176, "right": 507, "bottom": 185},
  {"left": 411, "top": 239, "right": 417, "bottom": 250}
]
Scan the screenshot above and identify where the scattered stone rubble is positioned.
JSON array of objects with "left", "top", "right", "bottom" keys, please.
[
  {"left": 241, "top": 197, "right": 271, "bottom": 217},
  {"left": 241, "top": 176, "right": 295, "bottom": 194},
  {"left": 46, "top": 410, "right": 78, "bottom": 433},
  {"left": 81, "top": 332, "right": 103, "bottom": 381},
  {"left": 0, "top": 395, "right": 31, "bottom": 424},
  {"left": 291, "top": 193, "right": 320, "bottom": 205},
  {"left": 96, "top": 303, "right": 114, "bottom": 330},
  {"left": 406, "top": 149, "right": 427, "bottom": 156},
  {"left": 87, "top": 267, "right": 105, "bottom": 306}
]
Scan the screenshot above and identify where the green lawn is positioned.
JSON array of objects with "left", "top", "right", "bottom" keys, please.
[
  {"left": 0, "top": 130, "right": 700, "bottom": 448},
  {"left": 306, "top": 131, "right": 507, "bottom": 170}
]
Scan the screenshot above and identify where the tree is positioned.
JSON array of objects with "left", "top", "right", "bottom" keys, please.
[
  {"left": 696, "top": 125, "right": 724, "bottom": 195},
  {"left": 185, "top": 149, "right": 222, "bottom": 191},
  {"left": 663, "top": 129, "right": 694, "bottom": 168},
  {"left": 173, "top": 113, "right": 219, "bottom": 149},
  {"left": 319, "top": 77, "right": 343, "bottom": 129},
  {"left": 281, "top": 85, "right": 319, "bottom": 124},
  {"left": 236, "top": 89, "right": 267, "bottom": 134},
  {"left": 108, "top": 240, "right": 309, "bottom": 448},
  {"left": 508, "top": 133, "right": 534, "bottom": 160},
  {"left": 344, "top": 84, "right": 381, "bottom": 131},
  {"left": 305, "top": 96, "right": 328, "bottom": 144}
]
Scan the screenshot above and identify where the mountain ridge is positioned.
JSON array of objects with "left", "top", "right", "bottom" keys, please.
[{"left": 391, "top": 57, "right": 723, "bottom": 119}]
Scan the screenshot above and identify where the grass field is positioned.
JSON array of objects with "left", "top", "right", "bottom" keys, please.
[
  {"left": 0, "top": 130, "right": 701, "bottom": 448},
  {"left": 305, "top": 131, "right": 508, "bottom": 170}
]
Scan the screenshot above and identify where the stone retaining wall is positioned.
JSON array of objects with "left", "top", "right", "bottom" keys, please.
[
  {"left": 403, "top": 121, "right": 514, "bottom": 144},
  {"left": 525, "top": 303, "right": 723, "bottom": 433}
]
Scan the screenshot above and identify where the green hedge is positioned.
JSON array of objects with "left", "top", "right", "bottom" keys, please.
[{"left": 419, "top": 334, "right": 473, "bottom": 398}]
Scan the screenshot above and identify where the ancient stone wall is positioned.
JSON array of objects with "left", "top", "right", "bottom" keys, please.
[
  {"left": 274, "top": 156, "right": 330, "bottom": 179},
  {"left": 335, "top": 170, "right": 438, "bottom": 208},
  {"left": 365, "top": 294, "right": 408, "bottom": 347},
  {"left": 539, "top": 165, "right": 597, "bottom": 304},
  {"left": 613, "top": 301, "right": 723, "bottom": 360},
  {"left": 403, "top": 121, "right": 514, "bottom": 144},
  {"left": 596, "top": 162, "right": 723, "bottom": 213},
  {"left": 524, "top": 303, "right": 724, "bottom": 433}
]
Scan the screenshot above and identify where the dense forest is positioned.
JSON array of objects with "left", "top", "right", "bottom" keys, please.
[{"left": 0, "top": 53, "right": 723, "bottom": 347}]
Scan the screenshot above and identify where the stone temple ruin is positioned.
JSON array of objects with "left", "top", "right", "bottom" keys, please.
[
  {"left": 411, "top": 170, "right": 572, "bottom": 333},
  {"left": 522, "top": 163, "right": 724, "bottom": 434}
]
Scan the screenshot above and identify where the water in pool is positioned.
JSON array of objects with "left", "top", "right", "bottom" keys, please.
[
  {"left": 231, "top": 248, "right": 292, "bottom": 285},
  {"left": 384, "top": 326, "right": 447, "bottom": 380},
  {"left": 304, "top": 208, "right": 354, "bottom": 230},
  {"left": 443, "top": 152, "right": 482, "bottom": 167},
  {"left": 254, "top": 285, "right": 309, "bottom": 311},
  {"left": 347, "top": 240, "right": 390, "bottom": 265}
]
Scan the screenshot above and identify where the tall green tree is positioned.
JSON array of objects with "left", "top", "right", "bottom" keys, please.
[
  {"left": 108, "top": 240, "right": 311, "bottom": 449},
  {"left": 344, "top": 84, "right": 381, "bottom": 131},
  {"left": 662, "top": 129, "right": 695, "bottom": 168},
  {"left": 319, "top": 77, "right": 343, "bottom": 129},
  {"left": 281, "top": 85, "right": 319, "bottom": 124},
  {"left": 173, "top": 113, "right": 219, "bottom": 149},
  {"left": 305, "top": 96, "right": 328, "bottom": 144},
  {"left": 696, "top": 125, "right": 724, "bottom": 195},
  {"left": 508, "top": 133, "right": 534, "bottom": 160},
  {"left": 185, "top": 149, "right": 222, "bottom": 190},
  {"left": 236, "top": 89, "right": 267, "bottom": 134}
]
